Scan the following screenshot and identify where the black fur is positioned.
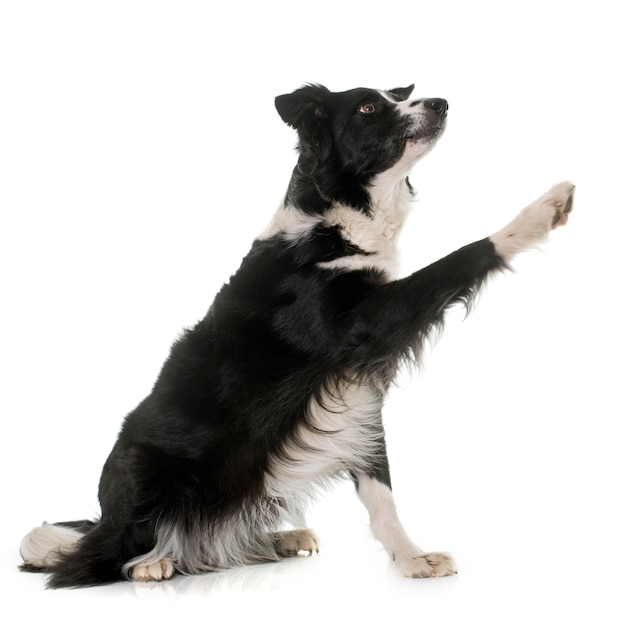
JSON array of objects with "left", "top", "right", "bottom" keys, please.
[
  {"left": 276, "top": 84, "right": 446, "bottom": 214},
  {"left": 21, "top": 84, "right": 507, "bottom": 588}
]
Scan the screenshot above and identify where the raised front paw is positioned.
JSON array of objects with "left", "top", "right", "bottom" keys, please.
[
  {"left": 534, "top": 181, "right": 575, "bottom": 229},
  {"left": 394, "top": 551, "right": 457, "bottom": 578},
  {"left": 491, "top": 181, "right": 575, "bottom": 261}
]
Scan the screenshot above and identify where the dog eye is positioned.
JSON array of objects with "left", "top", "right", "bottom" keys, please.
[{"left": 358, "top": 103, "right": 377, "bottom": 114}]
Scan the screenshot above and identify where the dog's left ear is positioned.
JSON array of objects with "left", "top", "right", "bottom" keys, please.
[
  {"left": 387, "top": 84, "right": 415, "bottom": 101},
  {"left": 275, "top": 84, "right": 333, "bottom": 176},
  {"left": 275, "top": 83, "right": 330, "bottom": 129}
]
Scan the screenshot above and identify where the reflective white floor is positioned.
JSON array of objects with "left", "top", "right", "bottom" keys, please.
[{"left": 4, "top": 476, "right": 625, "bottom": 625}]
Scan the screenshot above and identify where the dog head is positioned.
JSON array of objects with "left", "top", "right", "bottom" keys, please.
[{"left": 275, "top": 84, "right": 447, "bottom": 212}]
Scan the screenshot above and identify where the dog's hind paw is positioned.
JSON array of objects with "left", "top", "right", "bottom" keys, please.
[
  {"left": 394, "top": 551, "right": 457, "bottom": 578},
  {"left": 274, "top": 528, "right": 320, "bottom": 557},
  {"left": 131, "top": 559, "right": 174, "bottom": 582}
]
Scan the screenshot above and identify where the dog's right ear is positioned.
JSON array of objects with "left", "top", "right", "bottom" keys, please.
[
  {"left": 275, "top": 85, "right": 333, "bottom": 176},
  {"left": 387, "top": 84, "right": 415, "bottom": 101}
]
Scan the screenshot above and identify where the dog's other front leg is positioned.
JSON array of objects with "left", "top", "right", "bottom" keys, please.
[
  {"left": 353, "top": 434, "right": 455, "bottom": 578},
  {"left": 355, "top": 472, "right": 457, "bottom": 578}
]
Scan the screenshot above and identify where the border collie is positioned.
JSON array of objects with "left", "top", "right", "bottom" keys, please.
[{"left": 20, "top": 83, "right": 574, "bottom": 587}]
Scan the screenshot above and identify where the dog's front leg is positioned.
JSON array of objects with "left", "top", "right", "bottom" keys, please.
[
  {"left": 355, "top": 473, "right": 457, "bottom": 578},
  {"left": 345, "top": 182, "right": 575, "bottom": 369}
]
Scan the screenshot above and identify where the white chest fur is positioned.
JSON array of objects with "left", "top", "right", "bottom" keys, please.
[
  {"left": 259, "top": 182, "right": 413, "bottom": 280},
  {"left": 264, "top": 379, "right": 385, "bottom": 504}
]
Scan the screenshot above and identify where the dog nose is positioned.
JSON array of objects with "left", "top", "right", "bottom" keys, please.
[{"left": 424, "top": 98, "right": 448, "bottom": 117}]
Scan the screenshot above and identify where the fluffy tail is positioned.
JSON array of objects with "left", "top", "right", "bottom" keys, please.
[
  {"left": 20, "top": 521, "right": 94, "bottom": 571},
  {"left": 20, "top": 520, "right": 129, "bottom": 588}
]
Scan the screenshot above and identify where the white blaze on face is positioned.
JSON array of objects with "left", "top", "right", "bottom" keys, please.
[{"left": 378, "top": 91, "right": 447, "bottom": 176}]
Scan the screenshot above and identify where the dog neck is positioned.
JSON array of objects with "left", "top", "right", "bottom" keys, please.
[{"left": 258, "top": 170, "right": 414, "bottom": 279}]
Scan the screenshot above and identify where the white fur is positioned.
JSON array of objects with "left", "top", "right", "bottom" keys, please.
[
  {"left": 395, "top": 98, "right": 447, "bottom": 165},
  {"left": 257, "top": 202, "right": 323, "bottom": 242},
  {"left": 20, "top": 522, "right": 83, "bottom": 568},
  {"left": 265, "top": 379, "right": 386, "bottom": 498},
  {"left": 258, "top": 202, "right": 407, "bottom": 278},
  {"left": 356, "top": 474, "right": 420, "bottom": 557},
  {"left": 123, "top": 507, "right": 282, "bottom": 578},
  {"left": 491, "top": 181, "right": 575, "bottom": 262},
  {"left": 379, "top": 90, "right": 445, "bottom": 168},
  {"left": 318, "top": 198, "right": 411, "bottom": 277},
  {"left": 356, "top": 475, "right": 457, "bottom": 578}
]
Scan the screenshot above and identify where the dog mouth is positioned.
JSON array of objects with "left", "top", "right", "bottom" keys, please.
[
  {"left": 405, "top": 121, "right": 446, "bottom": 144},
  {"left": 405, "top": 100, "right": 448, "bottom": 144}
]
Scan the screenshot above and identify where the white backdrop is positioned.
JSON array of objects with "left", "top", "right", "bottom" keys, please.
[{"left": 1, "top": 1, "right": 624, "bottom": 623}]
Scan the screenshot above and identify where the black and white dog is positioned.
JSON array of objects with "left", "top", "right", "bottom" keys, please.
[{"left": 20, "top": 84, "right": 574, "bottom": 587}]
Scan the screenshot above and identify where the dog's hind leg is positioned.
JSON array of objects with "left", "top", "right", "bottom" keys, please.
[
  {"left": 355, "top": 473, "right": 457, "bottom": 578},
  {"left": 273, "top": 529, "right": 320, "bottom": 557}
]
